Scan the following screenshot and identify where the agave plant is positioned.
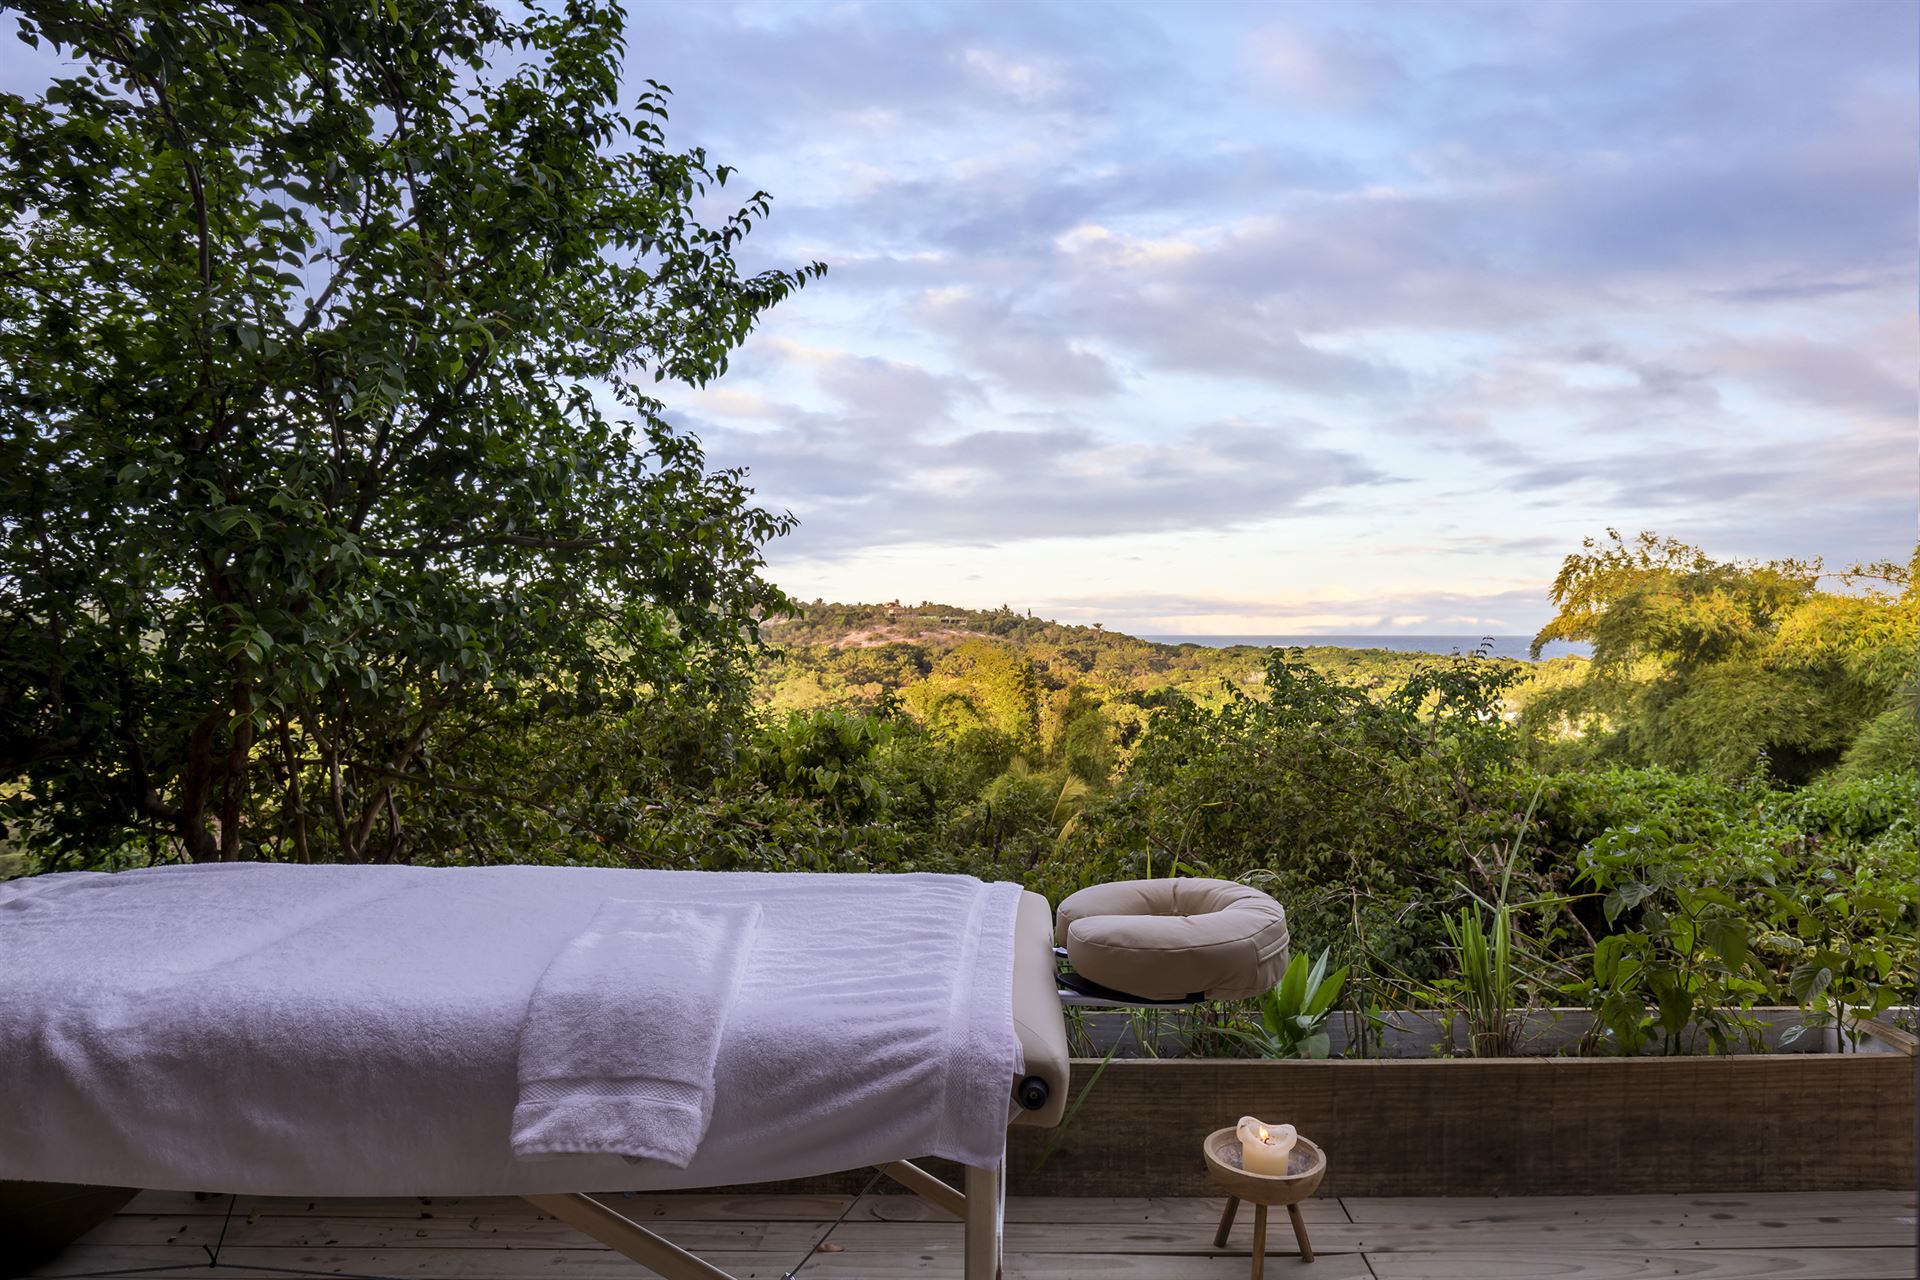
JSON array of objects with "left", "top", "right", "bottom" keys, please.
[{"left": 1250, "top": 949, "right": 1349, "bottom": 1059}]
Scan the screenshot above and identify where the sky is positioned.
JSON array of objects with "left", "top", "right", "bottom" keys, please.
[
  {"left": 636, "top": 0, "right": 1918, "bottom": 635},
  {"left": 4, "top": 2, "right": 1913, "bottom": 637}
]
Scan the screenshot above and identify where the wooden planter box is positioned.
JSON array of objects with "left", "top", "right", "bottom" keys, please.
[
  {"left": 1073, "top": 1004, "right": 1898, "bottom": 1059},
  {"left": 1002, "top": 1027, "right": 1916, "bottom": 1197}
]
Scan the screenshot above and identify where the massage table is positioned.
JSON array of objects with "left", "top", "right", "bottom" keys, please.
[{"left": 0, "top": 865, "right": 1287, "bottom": 1280}]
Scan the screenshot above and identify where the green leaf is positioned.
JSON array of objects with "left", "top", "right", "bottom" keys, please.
[{"left": 1702, "top": 919, "right": 1750, "bottom": 973}]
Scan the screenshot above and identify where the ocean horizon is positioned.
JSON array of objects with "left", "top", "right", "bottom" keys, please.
[{"left": 1137, "top": 634, "right": 1592, "bottom": 662}]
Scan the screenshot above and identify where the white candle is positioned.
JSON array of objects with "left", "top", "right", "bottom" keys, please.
[{"left": 1236, "top": 1116, "right": 1297, "bottom": 1176}]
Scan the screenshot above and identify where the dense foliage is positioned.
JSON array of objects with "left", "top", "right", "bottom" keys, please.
[
  {"left": 0, "top": 7, "right": 1907, "bottom": 1058},
  {"left": 1528, "top": 531, "right": 1917, "bottom": 782},
  {"left": 736, "top": 565, "right": 1916, "bottom": 1054},
  {"left": 1061, "top": 655, "right": 1530, "bottom": 981},
  {"left": 0, "top": 1, "right": 819, "bottom": 867},
  {"left": 744, "top": 636, "right": 1918, "bottom": 1055}
]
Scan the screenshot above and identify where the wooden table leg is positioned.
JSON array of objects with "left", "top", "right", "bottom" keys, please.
[
  {"left": 1286, "top": 1202, "right": 1314, "bottom": 1264},
  {"left": 1251, "top": 1203, "right": 1267, "bottom": 1280},
  {"left": 1213, "top": 1195, "right": 1240, "bottom": 1249}
]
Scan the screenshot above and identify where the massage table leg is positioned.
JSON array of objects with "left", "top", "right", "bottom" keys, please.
[
  {"left": 885, "top": 1158, "right": 1004, "bottom": 1280},
  {"left": 964, "top": 1160, "right": 1005, "bottom": 1280},
  {"left": 525, "top": 1157, "right": 1007, "bottom": 1280},
  {"left": 883, "top": 1159, "right": 1006, "bottom": 1274},
  {"left": 523, "top": 1193, "right": 733, "bottom": 1280},
  {"left": 881, "top": 1158, "right": 967, "bottom": 1216}
]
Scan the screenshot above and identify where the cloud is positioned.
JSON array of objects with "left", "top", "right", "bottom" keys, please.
[
  {"left": 761, "top": 338, "right": 984, "bottom": 429},
  {"left": 1046, "top": 220, "right": 1414, "bottom": 394},
  {"left": 9, "top": 0, "right": 1910, "bottom": 615},
  {"left": 959, "top": 46, "right": 1064, "bottom": 102},
  {"left": 694, "top": 408, "right": 1390, "bottom": 553},
  {"left": 1410, "top": 343, "right": 1725, "bottom": 453},
  {"left": 914, "top": 288, "right": 1124, "bottom": 399},
  {"left": 1503, "top": 428, "right": 1915, "bottom": 521},
  {"left": 650, "top": 0, "right": 1911, "bottom": 594},
  {"left": 1682, "top": 337, "right": 1914, "bottom": 423},
  {"left": 1242, "top": 24, "right": 1406, "bottom": 110},
  {"left": 1703, "top": 274, "right": 1887, "bottom": 306},
  {"left": 1044, "top": 583, "right": 1558, "bottom": 634}
]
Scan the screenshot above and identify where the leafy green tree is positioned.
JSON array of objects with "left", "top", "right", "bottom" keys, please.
[
  {"left": 1065, "top": 650, "right": 1531, "bottom": 978},
  {"left": 1533, "top": 531, "right": 1821, "bottom": 669},
  {"left": 1529, "top": 532, "right": 1915, "bottom": 780},
  {"left": 1048, "top": 689, "right": 1116, "bottom": 784},
  {"left": 1553, "top": 765, "right": 1916, "bottom": 1053},
  {"left": 1833, "top": 704, "right": 1918, "bottom": 780},
  {"left": 0, "top": 2, "right": 821, "bottom": 867},
  {"left": 906, "top": 639, "right": 1041, "bottom": 746}
]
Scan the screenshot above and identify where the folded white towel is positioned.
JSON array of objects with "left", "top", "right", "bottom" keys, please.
[{"left": 511, "top": 900, "right": 762, "bottom": 1166}]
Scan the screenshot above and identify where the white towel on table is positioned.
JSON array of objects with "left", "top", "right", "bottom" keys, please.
[{"left": 511, "top": 900, "right": 762, "bottom": 1165}]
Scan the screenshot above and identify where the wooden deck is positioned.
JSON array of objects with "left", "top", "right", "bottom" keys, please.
[{"left": 36, "top": 1187, "right": 1918, "bottom": 1280}]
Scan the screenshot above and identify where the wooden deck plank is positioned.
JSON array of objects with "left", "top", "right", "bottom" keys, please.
[
  {"left": 1341, "top": 1190, "right": 1917, "bottom": 1224},
  {"left": 121, "top": 1190, "right": 858, "bottom": 1221},
  {"left": 83, "top": 1213, "right": 772, "bottom": 1251},
  {"left": 122, "top": 1189, "right": 1354, "bottom": 1224},
  {"left": 1220, "top": 1220, "right": 1916, "bottom": 1253},
  {"left": 1363, "top": 1247, "right": 1915, "bottom": 1279},
  {"left": 83, "top": 1211, "right": 1919, "bottom": 1254},
  {"left": 42, "top": 1191, "right": 1915, "bottom": 1280},
  {"left": 33, "top": 1244, "right": 1371, "bottom": 1279}
]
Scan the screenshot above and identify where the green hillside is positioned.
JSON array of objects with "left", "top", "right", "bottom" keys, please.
[{"left": 759, "top": 599, "right": 1568, "bottom": 714}]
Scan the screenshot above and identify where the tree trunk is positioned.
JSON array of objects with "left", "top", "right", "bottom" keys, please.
[
  {"left": 217, "top": 679, "right": 254, "bottom": 861},
  {"left": 176, "top": 708, "right": 224, "bottom": 862},
  {"left": 279, "top": 721, "right": 310, "bottom": 864}
]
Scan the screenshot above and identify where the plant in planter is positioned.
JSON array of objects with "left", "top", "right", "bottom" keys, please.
[
  {"left": 1574, "top": 805, "right": 1781, "bottom": 1059},
  {"left": 1576, "top": 869, "right": 1773, "bottom": 1055},
  {"left": 1764, "top": 836, "right": 1917, "bottom": 1048},
  {"left": 1243, "top": 948, "right": 1348, "bottom": 1059},
  {"left": 1430, "top": 780, "right": 1549, "bottom": 1057},
  {"left": 1534, "top": 764, "right": 1916, "bottom": 1055},
  {"left": 1440, "top": 900, "right": 1520, "bottom": 1056}
]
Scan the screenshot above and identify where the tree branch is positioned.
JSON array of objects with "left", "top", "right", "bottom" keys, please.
[
  {"left": 369, "top": 766, "right": 676, "bottom": 867},
  {"left": 359, "top": 531, "right": 616, "bottom": 559}
]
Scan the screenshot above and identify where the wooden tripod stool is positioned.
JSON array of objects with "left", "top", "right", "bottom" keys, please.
[{"left": 1203, "top": 1128, "right": 1327, "bottom": 1276}]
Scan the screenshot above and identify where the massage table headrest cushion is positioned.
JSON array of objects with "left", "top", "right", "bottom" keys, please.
[{"left": 1055, "top": 878, "right": 1289, "bottom": 1002}]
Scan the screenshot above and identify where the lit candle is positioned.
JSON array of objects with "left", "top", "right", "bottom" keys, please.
[{"left": 1236, "top": 1116, "right": 1297, "bottom": 1176}]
